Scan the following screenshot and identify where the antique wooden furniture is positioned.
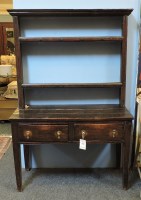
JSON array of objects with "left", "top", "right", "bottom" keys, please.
[{"left": 8, "top": 9, "right": 133, "bottom": 191}]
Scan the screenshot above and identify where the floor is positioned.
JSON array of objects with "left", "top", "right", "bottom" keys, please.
[
  {"left": 0, "top": 146, "right": 141, "bottom": 200},
  {"left": 0, "top": 121, "right": 11, "bottom": 136}
]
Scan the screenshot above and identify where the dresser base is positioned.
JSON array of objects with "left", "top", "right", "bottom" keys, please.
[{"left": 10, "top": 105, "right": 133, "bottom": 191}]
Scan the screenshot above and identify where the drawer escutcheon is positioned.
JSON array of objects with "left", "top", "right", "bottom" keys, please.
[
  {"left": 81, "top": 130, "right": 87, "bottom": 139},
  {"left": 56, "top": 130, "right": 62, "bottom": 139},
  {"left": 24, "top": 130, "right": 32, "bottom": 140},
  {"left": 111, "top": 129, "right": 118, "bottom": 138}
]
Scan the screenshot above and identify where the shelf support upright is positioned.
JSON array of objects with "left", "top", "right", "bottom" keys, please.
[
  {"left": 120, "top": 15, "right": 127, "bottom": 107},
  {"left": 13, "top": 16, "right": 25, "bottom": 109}
]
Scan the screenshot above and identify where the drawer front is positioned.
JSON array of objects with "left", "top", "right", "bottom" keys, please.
[
  {"left": 19, "top": 124, "right": 68, "bottom": 142},
  {"left": 74, "top": 123, "right": 124, "bottom": 141}
]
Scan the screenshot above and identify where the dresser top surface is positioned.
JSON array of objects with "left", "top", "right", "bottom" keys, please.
[{"left": 10, "top": 105, "right": 133, "bottom": 122}]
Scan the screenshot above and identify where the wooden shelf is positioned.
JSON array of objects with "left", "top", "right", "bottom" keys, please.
[
  {"left": 22, "top": 83, "right": 123, "bottom": 88},
  {"left": 8, "top": 9, "right": 133, "bottom": 17},
  {"left": 19, "top": 37, "right": 123, "bottom": 43}
]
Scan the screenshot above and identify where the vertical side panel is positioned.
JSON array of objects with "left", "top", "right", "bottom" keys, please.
[
  {"left": 13, "top": 16, "right": 25, "bottom": 108},
  {"left": 120, "top": 16, "right": 127, "bottom": 107}
]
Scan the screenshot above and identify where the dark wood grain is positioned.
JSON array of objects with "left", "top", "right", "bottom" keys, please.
[
  {"left": 13, "top": 16, "right": 25, "bottom": 109},
  {"left": 122, "top": 121, "right": 132, "bottom": 189},
  {"left": 10, "top": 106, "right": 133, "bottom": 122},
  {"left": 19, "top": 124, "right": 68, "bottom": 142},
  {"left": 19, "top": 37, "right": 123, "bottom": 42},
  {"left": 11, "top": 123, "right": 22, "bottom": 192},
  {"left": 74, "top": 123, "right": 124, "bottom": 141},
  {"left": 24, "top": 145, "right": 31, "bottom": 171},
  {"left": 8, "top": 9, "right": 133, "bottom": 17},
  {"left": 9, "top": 9, "right": 133, "bottom": 191},
  {"left": 22, "top": 83, "right": 123, "bottom": 88},
  {"left": 120, "top": 16, "right": 127, "bottom": 107}
]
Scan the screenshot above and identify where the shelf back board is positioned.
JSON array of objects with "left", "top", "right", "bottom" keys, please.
[{"left": 8, "top": 9, "right": 133, "bottom": 109}]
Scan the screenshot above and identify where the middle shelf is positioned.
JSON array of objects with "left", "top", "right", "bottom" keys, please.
[
  {"left": 22, "top": 82, "right": 123, "bottom": 88},
  {"left": 19, "top": 36, "right": 124, "bottom": 42},
  {"left": 22, "top": 83, "right": 123, "bottom": 88}
]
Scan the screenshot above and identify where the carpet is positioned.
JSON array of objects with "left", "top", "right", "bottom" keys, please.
[
  {"left": 0, "top": 136, "right": 12, "bottom": 159},
  {"left": 0, "top": 145, "right": 140, "bottom": 199}
]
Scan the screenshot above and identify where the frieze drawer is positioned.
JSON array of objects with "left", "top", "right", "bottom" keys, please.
[
  {"left": 19, "top": 124, "right": 68, "bottom": 142},
  {"left": 74, "top": 123, "right": 124, "bottom": 141}
]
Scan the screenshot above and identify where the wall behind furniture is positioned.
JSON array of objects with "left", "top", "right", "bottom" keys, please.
[
  {"left": 0, "top": 15, "right": 12, "bottom": 22},
  {"left": 13, "top": 0, "right": 140, "bottom": 168},
  {"left": 0, "top": 0, "right": 13, "bottom": 22}
]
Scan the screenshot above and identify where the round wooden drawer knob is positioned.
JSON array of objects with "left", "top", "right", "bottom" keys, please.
[{"left": 24, "top": 130, "right": 32, "bottom": 140}]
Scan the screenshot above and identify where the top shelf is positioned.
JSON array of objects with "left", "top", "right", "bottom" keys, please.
[{"left": 8, "top": 9, "right": 133, "bottom": 17}]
